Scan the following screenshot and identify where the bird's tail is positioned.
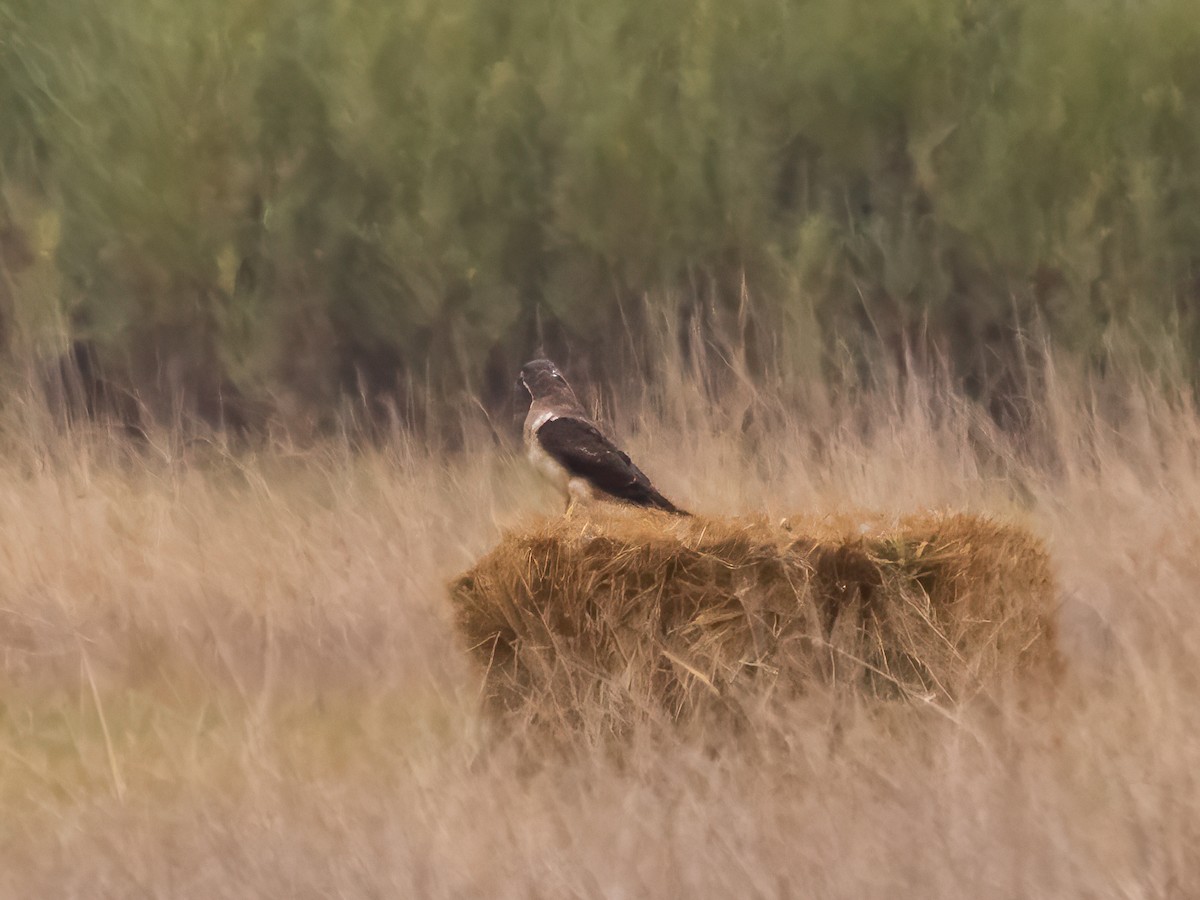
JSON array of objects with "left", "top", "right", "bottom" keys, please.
[{"left": 649, "top": 492, "right": 690, "bottom": 516}]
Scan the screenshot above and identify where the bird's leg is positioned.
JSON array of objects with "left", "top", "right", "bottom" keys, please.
[{"left": 564, "top": 493, "right": 577, "bottom": 516}]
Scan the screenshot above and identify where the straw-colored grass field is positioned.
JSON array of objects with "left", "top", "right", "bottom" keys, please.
[{"left": 1, "top": 367, "right": 1198, "bottom": 897}]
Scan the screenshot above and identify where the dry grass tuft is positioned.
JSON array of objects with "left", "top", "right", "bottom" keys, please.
[{"left": 452, "top": 506, "right": 1058, "bottom": 733}]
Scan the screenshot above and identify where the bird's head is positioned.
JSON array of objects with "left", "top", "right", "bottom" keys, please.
[
  {"left": 515, "top": 358, "right": 582, "bottom": 414},
  {"left": 517, "top": 358, "right": 565, "bottom": 396}
]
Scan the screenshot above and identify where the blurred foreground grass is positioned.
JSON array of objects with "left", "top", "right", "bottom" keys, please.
[{"left": 0, "top": 360, "right": 1198, "bottom": 895}]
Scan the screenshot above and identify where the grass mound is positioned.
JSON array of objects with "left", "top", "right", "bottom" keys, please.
[{"left": 451, "top": 508, "right": 1059, "bottom": 732}]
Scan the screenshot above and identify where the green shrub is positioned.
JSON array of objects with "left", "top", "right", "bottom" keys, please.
[{"left": 2, "top": 0, "right": 1199, "bottom": 422}]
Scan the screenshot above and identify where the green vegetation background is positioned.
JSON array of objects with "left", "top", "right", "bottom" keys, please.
[{"left": 1, "top": 0, "right": 1198, "bottom": 423}]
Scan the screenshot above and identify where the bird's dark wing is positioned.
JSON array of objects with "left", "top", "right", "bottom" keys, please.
[{"left": 536, "top": 417, "right": 685, "bottom": 514}]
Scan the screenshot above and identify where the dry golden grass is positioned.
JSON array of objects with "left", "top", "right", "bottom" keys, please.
[
  {"left": 1, "top": 365, "right": 1199, "bottom": 897},
  {"left": 453, "top": 508, "right": 1058, "bottom": 734}
]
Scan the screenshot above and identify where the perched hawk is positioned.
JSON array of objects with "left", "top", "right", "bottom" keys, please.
[{"left": 515, "top": 358, "right": 687, "bottom": 515}]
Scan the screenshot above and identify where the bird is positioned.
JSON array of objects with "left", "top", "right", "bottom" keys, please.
[{"left": 514, "top": 358, "right": 687, "bottom": 515}]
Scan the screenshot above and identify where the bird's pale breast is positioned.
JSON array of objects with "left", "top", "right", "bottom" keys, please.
[{"left": 526, "top": 417, "right": 571, "bottom": 491}]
